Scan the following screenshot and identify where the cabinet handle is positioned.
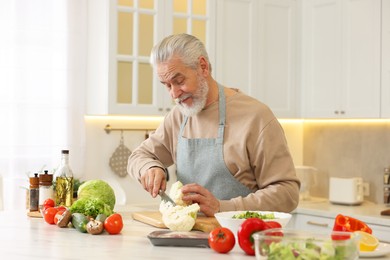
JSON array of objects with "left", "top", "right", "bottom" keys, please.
[
  {"left": 340, "top": 110, "right": 345, "bottom": 114},
  {"left": 334, "top": 110, "right": 339, "bottom": 114},
  {"left": 158, "top": 108, "right": 163, "bottom": 112},
  {"left": 307, "top": 221, "right": 329, "bottom": 227},
  {"left": 166, "top": 108, "right": 171, "bottom": 112}
]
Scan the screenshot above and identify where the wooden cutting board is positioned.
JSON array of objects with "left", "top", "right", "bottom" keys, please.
[{"left": 132, "top": 211, "right": 220, "bottom": 233}]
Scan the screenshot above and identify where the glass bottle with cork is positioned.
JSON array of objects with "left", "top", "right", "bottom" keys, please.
[{"left": 54, "top": 150, "right": 74, "bottom": 207}]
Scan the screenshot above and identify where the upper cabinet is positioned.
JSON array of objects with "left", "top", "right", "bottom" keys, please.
[
  {"left": 86, "top": 0, "right": 215, "bottom": 116},
  {"left": 301, "top": 0, "right": 382, "bottom": 118},
  {"left": 381, "top": 0, "right": 390, "bottom": 118},
  {"left": 86, "top": 0, "right": 389, "bottom": 119},
  {"left": 215, "top": 0, "right": 299, "bottom": 118}
]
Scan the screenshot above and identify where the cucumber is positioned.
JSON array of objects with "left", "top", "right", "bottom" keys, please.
[
  {"left": 95, "top": 213, "right": 107, "bottom": 223},
  {"left": 71, "top": 213, "right": 88, "bottom": 233}
]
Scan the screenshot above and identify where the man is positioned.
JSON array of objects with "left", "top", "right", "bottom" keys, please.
[{"left": 128, "top": 33, "right": 300, "bottom": 217}]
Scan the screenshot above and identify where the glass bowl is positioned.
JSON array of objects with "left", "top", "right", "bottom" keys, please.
[{"left": 253, "top": 228, "right": 360, "bottom": 260}]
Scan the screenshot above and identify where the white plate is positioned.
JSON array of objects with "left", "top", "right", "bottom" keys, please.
[{"left": 359, "top": 243, "right": 390, "bottom": 258}]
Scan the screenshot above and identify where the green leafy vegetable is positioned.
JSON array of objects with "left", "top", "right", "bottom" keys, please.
[
  {"left": 77, "top": 179, "right": 116, "bottom": 210},
  {"left": 261, "top": 239, "right": 357, "bottom": 260},
  {"left": 232, "top": 211, "right": 276, "bottom": 220},
  {"left": 69, "top": 197, "right": 113, "bottom": 218}
]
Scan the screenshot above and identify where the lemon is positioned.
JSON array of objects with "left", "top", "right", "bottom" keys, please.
[{"left": 354, "top": 231, "right": 379, "bottom": 252}]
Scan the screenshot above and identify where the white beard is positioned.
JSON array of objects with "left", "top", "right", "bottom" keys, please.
[{"left": 177, "top": 75, "right": 209, "bottom": 117}]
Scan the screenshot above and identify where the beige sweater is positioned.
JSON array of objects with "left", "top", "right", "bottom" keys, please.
[{"left": 128, "top": 88, "right": 300, "bottom": 213}]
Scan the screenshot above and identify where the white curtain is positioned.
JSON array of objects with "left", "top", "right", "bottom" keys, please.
[{"left": 0, "top": 0, "right": 87, "bottom": 210}]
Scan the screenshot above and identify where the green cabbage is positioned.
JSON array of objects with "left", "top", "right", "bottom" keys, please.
[
  {"left": 69, "top": 197, "right": 113, "bottom": 218},
  {"left": 77, "top": 179, "right": 116, "bottom": 210}
]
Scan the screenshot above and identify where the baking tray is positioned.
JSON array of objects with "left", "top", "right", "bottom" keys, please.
[{"left": 147, "top": 230, "right": 209, "bottom": 248}]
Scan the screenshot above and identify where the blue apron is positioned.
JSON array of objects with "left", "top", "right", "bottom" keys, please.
[{"left": 176, "top": 83, "right": 252, "bottom": 200}]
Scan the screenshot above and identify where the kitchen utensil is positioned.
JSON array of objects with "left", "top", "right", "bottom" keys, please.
[
  {"left": 147, "top": 230, "right": 209, "bottom": 247},
  {"left": 295, "top": 166, "right": 318, "bottom": 200},
  {"left": 214, "top": 211, "right": 292, "bottom": 239},
  {"left": 158, "top": 190, "right": 176, "bottom": 206},
  {"left": 132, "top": 211, "right": 220, "bottom": 233},
  {"left": 359, "top": 242, "right": 390, "bottom": 258},
  {"left": 109, "top": 132, "right": 132, "bottom": 177},
  {"left": 329, "top": 177, "right": 364, "bottom": 205},
  {"left": 253, "top": 229, "right": 360, "bottom": 260},
  {"left": 381, "top": 209, "right": 390, "bottom": 216}
]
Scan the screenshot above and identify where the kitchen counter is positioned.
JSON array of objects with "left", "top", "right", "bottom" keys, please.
[
  {"left": 1, "top": 202, "right": 389, "bottom": 259},
  {"left": 0, "top": 204, "right": 253, "bottom": 260},
  {"left": 295, "top": 198, "right": 390, "bottom": 227}
]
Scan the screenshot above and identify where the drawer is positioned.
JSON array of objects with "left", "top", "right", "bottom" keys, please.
[
  {"left": 291, "top": 214, "right": 333, "bottom": 232},
  {"left": 291, "top": 214, "right": 390, "bottom": 243}
]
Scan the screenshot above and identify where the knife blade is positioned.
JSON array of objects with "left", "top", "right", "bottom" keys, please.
[{"left": 158, "top": 190, "right": 176, "bottom": 206}]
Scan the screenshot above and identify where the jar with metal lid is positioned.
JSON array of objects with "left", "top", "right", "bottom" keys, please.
[
  {"left": 39, "top": 170, "right": 54, "bottom": 209},
  {"left": 29, "top": 173, "right": 40, "bottom": 212}
]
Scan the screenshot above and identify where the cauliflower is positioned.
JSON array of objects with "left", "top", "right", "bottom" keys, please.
[
  {"left": 159, "top": 181, "right": 200, "bottom": 231},
  {"left": 161, "top": 203, "right": 200, "bottom": 231},
  {"left": 168, "top": 181, "right": 188, "bottom": 206}
]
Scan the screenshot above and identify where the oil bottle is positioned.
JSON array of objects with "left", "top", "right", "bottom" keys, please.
[{"left": 54, "top": 150, "right": 74, "bottom": 207}]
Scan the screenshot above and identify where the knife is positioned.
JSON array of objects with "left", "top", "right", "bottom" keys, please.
[{"left": 158, "top": 190, "right": 176, "bottom": 206}]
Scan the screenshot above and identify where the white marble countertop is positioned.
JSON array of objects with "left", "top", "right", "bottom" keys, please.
[
  {"left": 1, "top": 202, "right": 389, "bottom": 259},
  {"left": 295, "top": 198, "right": 390, "bottom": 227},
  {"left": 0, "top": 204, "right": 254, "bottom": 260}
]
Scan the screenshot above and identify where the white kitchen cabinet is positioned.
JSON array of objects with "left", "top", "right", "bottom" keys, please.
[
  {"left": 291, "top": 213, "right": 390, "bottom": 243},
  {"left": 301, "top": 0, "right": 381, "bottom": 118},
  {"left": 86, "top": 0, "right": 216, "bottom": 116},
  {"left": 381, "top": 0, "right": 390, "bottom": 118},
  {"left": 215, "top": 0, "right": 299, "bottom": 118},
  {"left": 290, "top": 213, "right": 334, "bottom": 232}
]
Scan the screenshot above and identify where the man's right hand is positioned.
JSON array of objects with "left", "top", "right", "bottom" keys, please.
[{"left": 140, "top": 167, "right": 167, "bottom": 197}]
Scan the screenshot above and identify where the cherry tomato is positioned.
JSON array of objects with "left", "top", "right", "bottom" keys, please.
[
  {"left": 53, "top": 210, "right": 66, "bottom": 225},
  {"left": 208, "top": 227, "right": 235, "bottom": 254},
  {"left": 43, "top": 198, "right": 55, "bottom": 209},
  {"left": 43, "top": 207, "right": 59, "bottom": 225},
  {"left": 55, "top": 206, "right": 67, "bottom": 212},
  {"left": 104, "top": 213, "right": 123, "bottom": 234}
]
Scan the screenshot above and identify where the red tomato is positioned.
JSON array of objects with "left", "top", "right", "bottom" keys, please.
[
  {"left": 104, "top": 213, "right": 123, "bottom": 234},
  {"left": 238, "top": 218, "right": 269, "bottom": 255},
  {"left": 55, "top": 206, "right": 67, "bottom": 212},
  {"left": 43, "top": 207, "right": 59, "bottom": 225},
  {"left": 208, "top": 227, "right": 235, "bottom": 254},
  {"left": 53, "top": 210, "right": 66, "bottom": 225},
  {"left": 43, "top": 198, "right": 55, "bottom": 209}
]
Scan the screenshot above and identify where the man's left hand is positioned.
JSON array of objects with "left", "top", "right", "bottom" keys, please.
[{"left": 181, "top": 183, "right": 220, "bottom": 217}]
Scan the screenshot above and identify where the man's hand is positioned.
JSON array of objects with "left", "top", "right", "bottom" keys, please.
[
  {"left": 181, "top": 183, "right": 220, "bottom": 217},
  {"left": 140, "top": 167, "right": 167, "bottom": 197}
]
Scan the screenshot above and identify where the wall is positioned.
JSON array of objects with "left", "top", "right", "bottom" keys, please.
[
  {"left": 83, "top": 117, "right": 390, "bottom": 206},
  {"left": 303, "top": 120, "right": 390, "bottom": 204},
  {"left": 83, "top": 116, "right": 303, "bottom": 206}
]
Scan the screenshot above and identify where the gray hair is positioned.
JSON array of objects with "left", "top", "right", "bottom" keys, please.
[{"left": 150, "top": 33, "right": 212, "bottom": 72}]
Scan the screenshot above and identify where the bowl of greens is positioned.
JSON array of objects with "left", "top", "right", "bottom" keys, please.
[
  {"left": 253, "top": 228, "right": 360, "bottom": 260},
  {"left": 214, "top": 211, "right": 292, "bottom": 237}
]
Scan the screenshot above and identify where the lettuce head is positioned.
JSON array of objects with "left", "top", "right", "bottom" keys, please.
[
  {"left": 69, "top": 197, "right": 113, "bottom": 218},
  {"left": 77, "top": 179, "right": 116, "bottom": 210}
]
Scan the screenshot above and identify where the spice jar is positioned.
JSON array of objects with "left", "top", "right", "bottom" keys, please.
[
  {"left": 39, "top": 170, "right": 54, "bottom": 209},
  {"left": 29, "top": 173, "right": 39, "bottom": 212}
]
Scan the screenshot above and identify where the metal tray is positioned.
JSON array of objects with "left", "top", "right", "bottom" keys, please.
[{"left": 147, "top": 230, "right": 209, "bottom": 248}]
